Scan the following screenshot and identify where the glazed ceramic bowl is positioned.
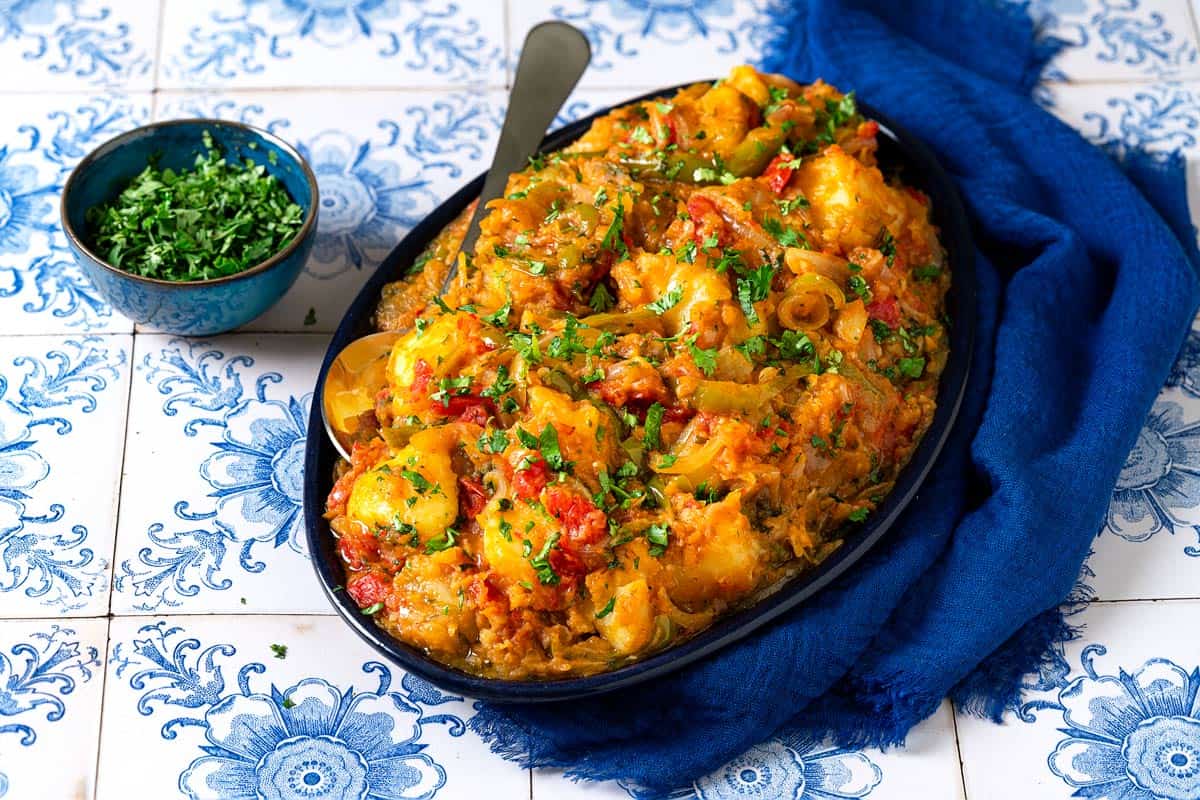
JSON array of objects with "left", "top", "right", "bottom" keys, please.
[
  {"left": 303, "top": 84, "right": 976, "bottom": 702},
  {"left": 61, "top": 119, "right": 319, "bottom": 336}
]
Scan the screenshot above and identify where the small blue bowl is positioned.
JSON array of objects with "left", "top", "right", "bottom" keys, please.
[{"left": 61, "top": 119, "right": 319, "bottom": 336}]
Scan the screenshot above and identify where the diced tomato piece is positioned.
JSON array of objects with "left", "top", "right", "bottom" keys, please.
[
  {"left": 410, "top": 358, "right": 433, "bottom": 396},
  {"left": 512, "top": 458, "right": 549, "bottom": 500},
  {"left": 664, "top": 404, "right": 696, "bottom": 423},
  {"left": 458, "top": 476, "right": 489, "bottom": 519},
  {"left": 545, "top": 489, "right": 607, "bottom": 546},
  {"left": 347, "top": 572, "right": 390, "bottom": 609},
  {"left": 761, "top": 153, "right": 797, "bottom": 195},
  {"left": 857, "top": 120, "right": 879, "bottom": 139},
  {"left": 338, "top": 529, "right": 380, "bottom": 571},
  {"left": 662, "top": 114, "right": 678, "bottom": 146},
  {"left": 867, "top": 297, "right": 900, "bottom": 326},
  {"left": 687, "top": 195, "right": 727, "bottom": 247},
  {"left": 439, "top": 394, "right": 495, "bottom": 424}
]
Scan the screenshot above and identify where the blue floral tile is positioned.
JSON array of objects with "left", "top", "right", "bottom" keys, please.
[
  {"left": 111, "top": 334, "right": 329, "bottom": 614},
  {"left": 533, "top": 701, "right": 964, "bottom": 800},
  {"left": 0, "top": 618, "right": 107, "bottom": 800},
  {"left": 95, "top": 615, "right": 530, "bottom": 800},
  {"left": 955, "top": 600, "right": 1200, "bottom": 799},
  {"left": 1030, "top": 0, "right": 1200, "bottom": 81},
  {"left": 0, "top": 93, "right": 148, "bottom": 335},
  {"left": 0, "top": 334, "right": 130, "bottom": 618},
  {"left": 1043, "top": 81, "right": 1200, "bottom": 163},
  {"left": 158, "top": 0, "right": 506, "bottom": 89},
  {"left": 154, "top": 90, "right": 502, "bottom": 332},
  {"left": 509, "top": 0, "right": 781, "bottom": 89},
  {"left": 0, "top": 0, "right": 158, "bottom": 91}
]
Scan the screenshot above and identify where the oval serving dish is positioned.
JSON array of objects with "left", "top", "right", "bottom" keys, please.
[{"left": 303, "top": 83, "right": 976, "bottom": 703}]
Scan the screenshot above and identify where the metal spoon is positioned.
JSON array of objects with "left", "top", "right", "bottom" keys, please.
[{"left": 321, "top": 21, "right": 591, "bottom": 461}]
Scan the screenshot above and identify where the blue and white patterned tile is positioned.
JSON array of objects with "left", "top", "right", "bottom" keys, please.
[
  {"left": 96, "top": 615, "right": 530, "bottom": 800},
  {"left": 1030, "top": 0, "right": 1200, "bottom": 82},
  {"left": 158, "top": 0, "right": 506, "bottom": 90},
  {"left": 0, "top": 93, "right": 147, "bottom": 336},
  {"left": 531, "top": 701, "right": 963, "bottom": 800},
  {"left": 112, "top": 334, "right": 328, "bottom": 615},
  {"left": 509, "top": 0, "right": 779, "bottom": 89},
  {"left": 0, "top": 334, "right": 130, "bottom": 619},
  {"left": 154, "top": 90, "right": 503, "bottom": 332},
  {"left": 0, "top": 618, "right": 108, "bottom": 800},
  {"left": 955, "top": 599, "right": 1200, "bottom": 799},
  {"left": 0, "top": 0, "right": 158, "bottom": 91}
]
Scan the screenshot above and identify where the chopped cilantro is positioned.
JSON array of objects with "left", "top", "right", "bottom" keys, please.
[
  {"left": 269, "top": 643, "right": 288, "bottom": 660},
  {"left": 647, "top": 283, "right": 683, "bottom": 315},
  {"left": 897, "top": 357, "right": 926, "bottom": 378},
  {"left": 425, "top": 528, "right": 458, "bottom": 553},
  {"left": 595, "top": 596, "right": 617, "bottom": 618},
  {"left": 688, "top": 337, "right": 718, "bottom": 376},
  {"left": 644, "top": 402, "right": 665, "bottom": 450},
  {"left": 848, "top": 508, "right": 869, "bottom": 522},
  {"left": 645, "top": 523, "right": 670, "bottom": 557},
  {"left": 589, "top": 282, "right": 615, "bottom": 312}
]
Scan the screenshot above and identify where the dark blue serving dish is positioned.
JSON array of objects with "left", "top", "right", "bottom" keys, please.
[
  {"left": 61, "top": 119, "right": 319, "bottom": 336},
  {"left": 304, "top": 85, "right": 976, "bottom": 702}
]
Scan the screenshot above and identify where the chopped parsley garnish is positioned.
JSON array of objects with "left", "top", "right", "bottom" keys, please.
[
  {"left": 688, "top": 337, "right": 718, "bottom": 376},
  {"left": 85, "top": 130, "right": 304, "bottom": 282},
  {"left": 647, "top": 283, "right": 683, "bottom": 315},
  {"left": 589, "top": 282, "right": 615, "bottom": 312},
  {"left": 361, "top": 602, "right": 384, "bottom": 615},
  {"left": 269, "top": 643, "right": 288, "bottom": 660},
  {"left": 643, "top": 402, "right": 665, "bottom": 450},
  {"left": 645, "top": 523, "right": 670, "bottom": 557},
  {"left": 515, "top": 427, "right": 540, "bottom": 449},
  {"left": 601, "top": 202, "right": 629, "bottom": 260},
  {"left": 762, "top": 217, "right": 809, "bottom": 249},
  {"left": 848, "top": 508, "right": 869, "bottom": 522},
  {"left": 847, "top": 274, "right": 872, "bottom": 302},
  {"left": 656, "top": 453, "right": 679, "bottom": 468},
  {"left": 897, "top": 357, "right": 926, "bottom": 378},
  {"left": 430, "top": 375, "right": 471, "bottom": 407},
  {"left": 776, "top": 196, "right": 809, "bottom": 215},
  {"left": 736, "top": 262, "right": 775, "bottom": 323},
  {"left": 878, "top": 229, "right": 897, "bottom": 266},
  {"left": 529, "top": 532, "right": 561, "bottom": 585},
  {"left": 675, "top": 239, "right": 698, "bottom": 264},
  {"left": 912, "top": 264, "right": 941, "bottom": 281},
  {"left": 736, "top": 335, "right": 767, "bottom": 359},
  {"left": 773, "top": 330, "right": 816, "bottom": 363},
  {"left": 538, "top": 423, "right": 572, "bottom": 473},
  {"left": 401, "top": 469, "right": 433, "bottom": 494},
  {"left": 868, "top": 319, "right": 893, "bottom": 342},
  {"left": 630, "top": 125, "right": 653, "bottom": 144},
  {"left": 480, "top": 365, "right": 514, "bottom": 401},
  {"left": 482, "top": 300, "right": 511, "bottom": 325},
  {"left": 528, "top": 260, "right": 547, "bottom": 276},
  {"left": 425, "top": 528, "right": 458, "bottom": 553},
  {"left": 595, "top": 596, "right": 616, "bottom": 618}
]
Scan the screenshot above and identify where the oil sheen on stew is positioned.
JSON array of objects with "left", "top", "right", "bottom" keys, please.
[{"left": 324, "top": 65, "right": 950, "bottom": 680}]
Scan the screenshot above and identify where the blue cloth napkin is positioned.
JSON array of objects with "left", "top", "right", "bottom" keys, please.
[{"left": 470, "top": 0, "right": 1200, "bottom": 793}]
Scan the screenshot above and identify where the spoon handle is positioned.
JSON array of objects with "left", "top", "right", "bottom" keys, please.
[{"left": 445, "top": 21, "right": 591, "bottom": 287}]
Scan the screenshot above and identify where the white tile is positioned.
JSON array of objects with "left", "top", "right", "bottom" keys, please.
[
  {"left": 0, "top": 335, "right": 130, "bottom": 618},
  {"left": 97, "top": 615, "right": 530, "bottom": 800},
  {"left": 956, "top": 600, "right": 1200, "bottom": 800},
  {"left": 0, "top": 0, "right": 158, "bottom": 91},
  {"left": 112, "top": 333, "right": 329, "bottom": 614},
  {"left": 531, "top": 701, "right": 963, "bottom": 800},
  {"left": 509, "top": 0, "right": 773, "bottom": 90},
  {"left": 154, "top": 90, "right": 503, "bottom": 332},
  {"left": 1034, "top": 0, "right": 1200, "bottom": 81},
  {"left": 0, "top": 93, "right": 147, "bottom": 335},
  {"left": 0, "top": 618, "right": 108, "bottom": 800},
  {"left": 158, "top": 0, "right": 506, "bottom": 89}
]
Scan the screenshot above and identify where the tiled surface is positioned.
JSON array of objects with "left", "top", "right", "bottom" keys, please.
[{"left": 0, "top": 1, "right": 1197, "bottom": 798}]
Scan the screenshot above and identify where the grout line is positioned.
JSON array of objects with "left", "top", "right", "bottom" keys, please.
[
  {"left": 1187, "top": 0, "right": 1200, "bottom": 57},
  {"left": 949, "top": 701, "right": 970, "bottom": 800},
  {"left": 89, "top": 616, "right": 114, "bottom": 800},
  {"left": 102, "top": 332, "right": 141, "bottom": 620},
  {"left": 152, "top": 0, "right": 167, "bottom": 95}
]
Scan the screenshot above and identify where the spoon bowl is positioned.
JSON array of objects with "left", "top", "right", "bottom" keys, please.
[{"left": 318, "top": 20, "right": 590, "bottom": 460}]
